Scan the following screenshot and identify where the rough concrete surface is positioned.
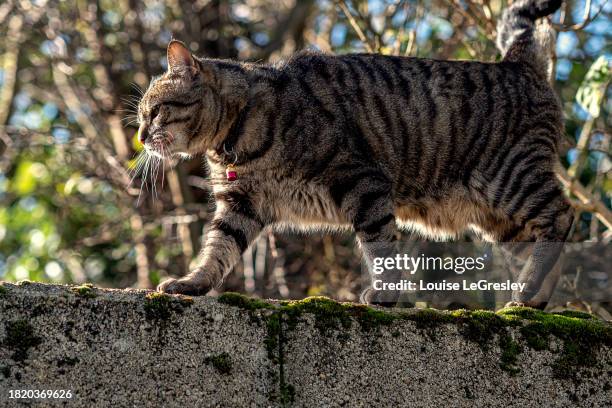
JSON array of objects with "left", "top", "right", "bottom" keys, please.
[{"left": 0, "top": 282, "right": 610, "bottom": 407}]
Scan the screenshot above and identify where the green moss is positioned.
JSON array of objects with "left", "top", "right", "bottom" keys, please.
[
  {"left": 218, "top": 292, "right": 275, "bottom": 311},
  {"left": 71, "top": 283, "right": 96, "bottom": 299},
  {"left": 264, "top": 312, "right": 282, "bottom": 361},
  {"left": 499, "top": 307, "right": 611, "bottom": 342},
  {"left": 218, "top": 291, "right": 287, "bottom": 400},
  {"left": 552, "top": 341, "right": 597, "bottom": 379},
  {"left": 0, "top": 284, "right": 7, "bottom": 296},
  {"left": 499, "top": 334, "right": 522, "bottom": 375},
  {"left": 499, "top": 306, "right": 612, "bottom": 378},
  {"left": 399, "top": 308, "right": 456, "bottom": 340},
  {"left": 346, "top": 304, "right": 397, "bottom": 332},
  {"left": 204, "top": 352, "right": 232, "bottom": 375},
  {"left": 144, "top": 292, "right": 172, "bottom": 319},
  {"left": 17, "top": 280, "right": 32, "bottom": 286},
  {"left": 263, "top": 310, "right": 290, "bottom": 406},
  {"left": 281, "top": 297, "right": 353, "bottom": 336},
  {"left": 554, "top": 310, "right": 595, "bottom": 320},
  {"left": 520, "top": 322, "right": 550, "bottom": 351},
  {"left": 280, "top": 383, "right": 295, "bottom": 406},
  {"left": 221, "top": 295, "right": 397, "bottom": 405},
  {"left": 497, "top": 306, "right": 542, "bottom": 320},
  {"left": 280, "top": 297, "right": 399, "bottom": 335},
  {"left": 221, "top": 294, "right": 398, "bottom": 335},
  {"left": 221, "top": 294, "right": 611, "bottom": 387},
  {"left": 3, "top": 320, "right": 42, "bottom": 362},
  {"left": 445, "top": 309, "right": 524, "bottom": 373},
  {"left": 144, "top": 292, "right": 192, "bottom": 320},
  {"left": 453, "top": 310, "right": 508, "bottom": 348},
  {"left": 456, "top": 306, "right": 612, "bottom": 377},
  {"left": 222, "top": 295, "right": 402, "bottom": 406},
  {"left": 405, "top": 308, "right": 455, "bottom": 330}
]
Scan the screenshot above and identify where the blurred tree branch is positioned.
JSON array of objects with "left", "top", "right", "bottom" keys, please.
[
  {"left": 254, "top": 0, "right": 315, "bottom": 60},
  {"left": 0, "top": 15, "right": 22, "bottom": 126}
]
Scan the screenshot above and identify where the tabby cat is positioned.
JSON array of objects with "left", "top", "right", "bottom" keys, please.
[{"left": 137, "top": 0, "right": 572, "bottom": 308}]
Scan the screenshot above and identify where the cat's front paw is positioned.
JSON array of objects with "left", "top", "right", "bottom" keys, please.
[
  {"left": 157, "top": 276, "right": 212, "bottom": 296},
  {"left": 360, "top": 287, "right": 399, "bottom": 308},
  {"left": 504, "top": 300, "right": 547, "bottom": 310},
  {"left": 504, "top": 301, "right": 525, "bottom": 308}
]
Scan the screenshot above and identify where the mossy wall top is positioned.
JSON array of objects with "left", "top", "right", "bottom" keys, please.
[{"left": 0, "top": 283, "right": 610, "bottom": 408}]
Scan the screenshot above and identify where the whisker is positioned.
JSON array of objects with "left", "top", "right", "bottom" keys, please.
[
  {"left": 129, "top": 83, "right": 144, "bottom": 97},
  {"left": 128, "top": 152, "right": 148, "bottom": 187},
  {"left": 142, "top": 153, "right": 151, "bottom": 194},
  {"left": 122, "top": 119, "right": 140, "bottom": 127},
  {"left": 120, "top": 114, "right": 138, "bottom": 123},
  {"left": 154, "top": 154, "right": 161, "bottom": 199},
  {"left": 160, "top": 145, "right": 166, "bottom": 190},
  {"left": 120, "top": 101, "right": 140, "bottom": 112},
  {"left": 136, "top": 153, "right": 150, "bottom": 206},
  {"left": 152, "top": 156, "right": 160, "bottom": 200},
  {"left": 123, "top": 92, "right": 142, "bottom": 102},
  {"left": 120, "top": 97, "right": 140, "bottom": 107},
  {"left": 115, "top": 108, "right": 137, "bottom": 116}
]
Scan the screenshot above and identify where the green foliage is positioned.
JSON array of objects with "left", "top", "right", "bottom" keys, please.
[
  {"left": 576, "top": 56, "right": 610, "bottom": 118},
  {"left": 0, "top": 147, "right": 134, "bottom": 285}
]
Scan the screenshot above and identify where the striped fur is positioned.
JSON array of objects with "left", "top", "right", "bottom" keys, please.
[{"left": 143, "top": 1, "right": 571, "bottom": 307}]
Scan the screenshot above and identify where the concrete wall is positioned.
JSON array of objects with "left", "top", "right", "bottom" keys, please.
[{"left": 0, "top": 282, "right": 610, "bottom": 407}]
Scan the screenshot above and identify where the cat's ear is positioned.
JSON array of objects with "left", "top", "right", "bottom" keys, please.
[{"left": 167, "top": 40, "right": 196, "bottom": 71}]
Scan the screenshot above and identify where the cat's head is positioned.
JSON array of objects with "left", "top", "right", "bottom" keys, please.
[{"left": 137, "top": 40, "right": 247, "bottom": 159}]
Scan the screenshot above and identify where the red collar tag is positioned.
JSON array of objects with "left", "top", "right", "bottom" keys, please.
[{"left": 226, "top": 164, "right": 237, "bottom": 181}]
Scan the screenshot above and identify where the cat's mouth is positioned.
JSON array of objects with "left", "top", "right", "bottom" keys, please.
[{"left": 144, "top": 131, "right": 175, "bottom": 159}]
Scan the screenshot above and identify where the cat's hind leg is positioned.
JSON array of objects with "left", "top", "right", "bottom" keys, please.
[{"left": 497, "top": 179, "right": 574, "bottom": 309}]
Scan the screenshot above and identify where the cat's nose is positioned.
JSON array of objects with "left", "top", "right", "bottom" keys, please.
[{"left": 138, "top": 125, "right": 149, "bottom": 144}]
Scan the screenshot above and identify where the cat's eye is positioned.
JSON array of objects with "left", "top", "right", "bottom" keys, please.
[{"left": 150, "top": 105, "right": 161, "bottom": 120}]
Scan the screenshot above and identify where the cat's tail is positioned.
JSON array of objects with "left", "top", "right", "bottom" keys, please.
[{"left": 496, "top": 0, "right": 562, "bottom": 80}]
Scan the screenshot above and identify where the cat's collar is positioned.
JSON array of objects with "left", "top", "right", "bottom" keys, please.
[
  {"left": 225, "top": 164, "right": 237, "bottom": 182},
  {"left": 223, "top": 144, "right": 238, "bottom": 182}
]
